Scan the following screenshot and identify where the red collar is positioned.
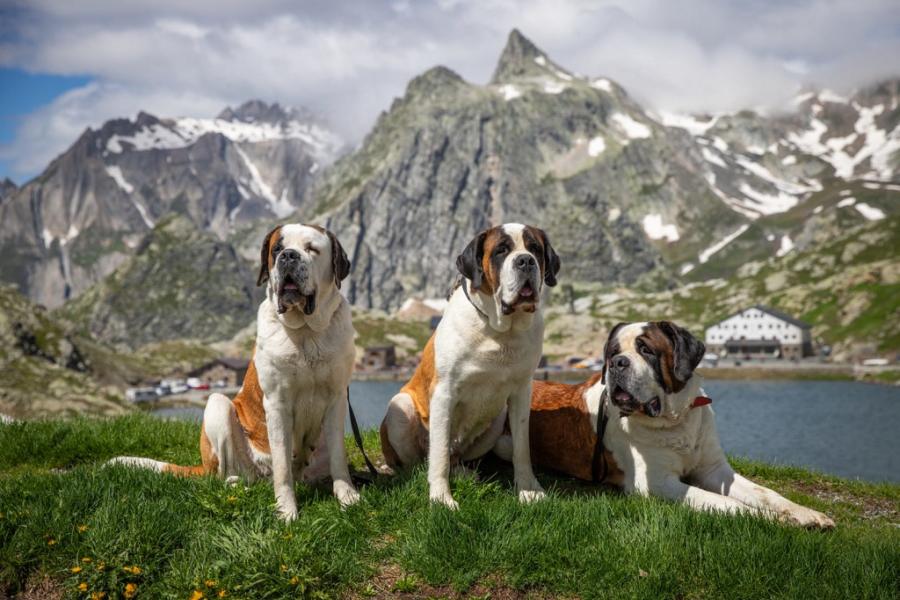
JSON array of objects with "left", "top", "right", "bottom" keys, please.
[{"left": 691, "top": 396, "right": 712, "bottom": 409}]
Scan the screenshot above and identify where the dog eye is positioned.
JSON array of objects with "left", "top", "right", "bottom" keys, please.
[
  {"left": 639, "top": 344, "right": 654, "bottom": 356},
  {"left": 306, "top": 245, "right": 319, "bottom": 255},
  {"left": 494, "top": 245, "right": 509, "bottom": 256},
  {"left": 527, "top": 243, "right": 541, "bottom": 255}
]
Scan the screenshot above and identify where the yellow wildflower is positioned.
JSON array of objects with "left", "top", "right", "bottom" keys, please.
[
  {"left": 190, "top": 590, "right": 205, "bottom": 600},
  {"left": 123, "top": 565, "right": 142, "bottom": 575},
  {"left": 205, "top": 579, "right": 217, "bottom": 588},
  {"left": 71, "top": 566, "right": 83, "bottom": 574},
  {"left": 82, "top": 557, "right": 93, "bottom": 563},
  {"left": 217, "top": 591, "right": 227, "bottom": 598},
  {"left": 280, "top": 564, "right": 288, "bottom": 573},
  {"left": 96, "top": 562, "right": 106, "bottom": 571},
  {"left": 226, "top": 496, "right": 237, "bottom": 503},
  {"left": 124, "top": 582, "right": 138, "bottom": 598},
  {"left": 289, "top": 576, "right": 300, "bottom": 586},
  {"left": 77, "top": 524, "right": 89, "bottom": 533},
  {"left": 91, "top": 592, "right": 107, "bottom": 600},
  {"left": 78, "top": 582, "right": 88, "bottom": 591},
  {"left": 47, "top": 538, "right": 57, "bottom": 546}
]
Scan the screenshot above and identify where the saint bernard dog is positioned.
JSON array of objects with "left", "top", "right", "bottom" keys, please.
[
  {"left": 493, "top": 321, "right": 835, "bottom": 528},
  {"left": 380, "top": 223, "right": 561, "bottom": 509},
  {"left": 111, "top": 224, "right": 359, "bottom": 521}
]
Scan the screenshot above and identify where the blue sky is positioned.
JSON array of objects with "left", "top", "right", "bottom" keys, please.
[
  {"left": 1, "top": 0, "right": 898, "bottom": 185},
  {"left": 0, "top": 69, "right": 90, "bottom": 181}
]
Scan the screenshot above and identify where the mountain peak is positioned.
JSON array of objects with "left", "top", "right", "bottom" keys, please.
[
  {"left": 491, "top": 29, "right": 556, "bottom": 84},
  {"left": 217, "top": 100, "right": 317, "bottom": 125}
]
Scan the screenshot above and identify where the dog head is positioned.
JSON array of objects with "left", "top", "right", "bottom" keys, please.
[
  {"left": 602, "top": 321, "right": 706, "bottom": 418},
  {"left": 257, "top": 224, "right": 350, "bottom": 316},
  {"left": 456, "top": 223, "right": 560, "bottom": 315}
]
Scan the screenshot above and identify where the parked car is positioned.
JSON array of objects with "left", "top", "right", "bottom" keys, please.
[
  {"left": 169, "top": 383, "right": 190, "bottom": 395},
  {"left": 155, "top": 384, "right": 172, "bottom": 397},
  {"left": 125, "top": 387, "right": 159, "bottom": 404},
  {"left": 186, "top": 377, "right": 210, "bottom": 390},
  {"left": 701, "top": 353, "right": 719, "bottom": 367},
  {"left": 862, "top": 358, "right": 889, "bottom": 366}
]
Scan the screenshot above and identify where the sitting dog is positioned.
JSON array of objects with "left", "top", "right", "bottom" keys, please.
[
  {"left": 493, "top": 321, "right": 834, "bottom": 528},
  {"left": 380, "top": 224, "right": 560, "bottom": 509},
  {"left": 111, "top": 224, "right": 359, "bottom": 521}
]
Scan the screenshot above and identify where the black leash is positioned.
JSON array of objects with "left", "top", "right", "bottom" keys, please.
[
  {"left": 591, "top": 388, "right": 610, "bottom": 483},
  {"left": 347, "top": 387, "right": 379, "bottom": 482},
  {"left": 461, "top": 279, "right": 490, "bottom": 320}
]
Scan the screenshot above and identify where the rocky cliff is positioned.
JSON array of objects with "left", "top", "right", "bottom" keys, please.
[{"left": 0, "top": 101, "right": 343, "bottom": 308}]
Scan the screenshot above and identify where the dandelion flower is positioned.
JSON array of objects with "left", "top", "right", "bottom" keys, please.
[
  {"left": 218, "top": 591, "right": 227, "bottom": 598},
  {"left": 47, "top": 538, "right": 57, "bottom": 546},
  {"left": 289, "top": 576, "right": 300, "bottom": 586},
  {"left": 78, "top": 582, "right": 88, "bottom": 591},
  {"left": 205, "top": 579, "right": 217, "bottom": 588},
  {"left": 124, "top": 582, "right": 138, "bottom": 598},
  {"left": 82, "top": 557, "right": 93, "bottom": 563},
  {"left": 77, "top": 524, "right": 89, "bottom": 533},
  {"left": 280, "top": 564, "right": 288, "bottom": 573},
  {"left": 190, "top": 590, "right": 205, "bottom": 600},
  {"left": 91, "top": 592, "right": 107, "bottom": 600},
  {"left": 123, "top": 565, "right": 142, "bottom": 575},
  {"left": 71, "top": 566, "right": 83, "bottom": 574}
]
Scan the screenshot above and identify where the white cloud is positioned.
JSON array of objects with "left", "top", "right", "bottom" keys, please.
[{"left": 1, "top": 0, "right": 898, "bottom": 180}]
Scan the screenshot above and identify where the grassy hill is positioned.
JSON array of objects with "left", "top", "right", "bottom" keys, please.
[
  {"left": 544, "top": 214, "right": 900, "bottom": 361},
  {"left": 0, "top": 415, "right": 897, "bottom": 599}
]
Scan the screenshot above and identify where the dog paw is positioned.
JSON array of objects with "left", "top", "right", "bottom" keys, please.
[
  {"left": 335, "top": 484, "right": 361, "bottom": 508},
  {"left": 276, "top": 505, "right": 298, "bottom": 522},
  {"left": 430, "top": 491, "right": 459, "bottom": 511},
  {"left": 518, "top": 488, "right": 546, "bottom": 504},
  {"left": 780, "top": 508, "right": 835, "bottom": 529}
]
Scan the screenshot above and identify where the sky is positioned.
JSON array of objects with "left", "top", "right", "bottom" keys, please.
[{"left": 1, "top": 0, "right": 899, "bottom": 183}]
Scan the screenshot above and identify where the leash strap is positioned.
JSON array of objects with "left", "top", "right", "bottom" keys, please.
[
  {"left": 347, "top": 387, "right": 379, "bottom": 480},
  {"left": 591, "top": 388, "right": 610, "bottom": 483},
  {"left": 461, "top": 279, "right": 490, "bottom": 321}
]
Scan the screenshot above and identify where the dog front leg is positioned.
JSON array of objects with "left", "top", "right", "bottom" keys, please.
[
  {"left": 694, "top": 462, "right": 834, "bottom": 528},
  {"left": 323, "top": 392, "right": 361, "bottom": 508},
  {"left": 508, "top": 382, "right": 545, "bottom": 503},
  {"left": 427, "top": 382, "right": 458, "bottom": 509},
  {"left": 264, "top": 393, "right": 298, "bottom": 521},
  {"left": 635, "top": 465, "right": 751, "bottom": 516}
]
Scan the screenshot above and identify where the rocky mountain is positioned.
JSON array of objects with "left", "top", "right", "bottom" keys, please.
[
  {"left": 59, "top": 215, "right": 256, "bottom": 349},
  {"left": 543, "top": 213, "right": 900, "bottom": 361},
  {"left": 292, "top": 30, "right": 899, "bottom": 312},
  {"left": 0, "top": 285, "right": 127, "bottom": 418},
  {"left": 0, "top": 101, "right": 343, "bottom": 309},
  {"left": 0, "top": 177, "right": 16, "bottom": 203}
]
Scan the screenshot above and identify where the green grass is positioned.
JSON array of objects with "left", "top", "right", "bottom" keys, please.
[{"left": 1, "top": 415, "right": 897, "bottom": 599}]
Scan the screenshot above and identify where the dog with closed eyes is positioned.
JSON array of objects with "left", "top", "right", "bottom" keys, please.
[
  {"left": 380, "top": 223, "right": 560, "bottom": 509},
  {"left": 111, "top": 223, "right": 359, "bottom": 521},
  {"left": 493, "top": 320, "right": 834, "bottom": 528}
]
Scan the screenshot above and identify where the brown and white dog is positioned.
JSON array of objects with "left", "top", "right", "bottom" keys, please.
[
  {"left": 380, "top": 223, "right": 560, "bottom": 509},
  {"left": 494, "top": 321, "right": 834, "bottom": 528},
  {"left": 111, "top": 224, "right": 360, "bottom": 521}
]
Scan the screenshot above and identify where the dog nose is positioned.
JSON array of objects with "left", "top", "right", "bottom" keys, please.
[
  {"left": 515, "top": 254, "right": 536, "bottom": 270},
  {"left": 279, "top": 249, "right": 301, "bottom": 263},
  {"left": 613, "top": 355, "right": 630, "bottom": 370}
]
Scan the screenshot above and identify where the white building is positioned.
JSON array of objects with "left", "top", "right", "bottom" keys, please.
[{"left": 705, "top": 305, "right": 813, "bottom": 359}]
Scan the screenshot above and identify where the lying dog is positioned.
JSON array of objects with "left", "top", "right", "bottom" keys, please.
[
  {"left": 380, "top": 224, "right": 560, "bottom": 509},
  {"left": 494, "top": 321, "right": 834, "bottom": 528},
  {"left": 111, "top": 224, "right": 359, "bottom": 521}
]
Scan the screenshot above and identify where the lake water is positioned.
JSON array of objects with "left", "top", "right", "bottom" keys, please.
[{"left": 153, "top": 379, "right": 900, "bottom": 483}]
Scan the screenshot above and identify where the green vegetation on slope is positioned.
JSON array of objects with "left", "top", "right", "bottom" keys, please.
[{"left": 0, "top": 416, "right": 897, "bottom": 599}]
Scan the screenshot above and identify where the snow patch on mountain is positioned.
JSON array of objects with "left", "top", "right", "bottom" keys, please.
[
  {"left": 698, "top": 224, "right": 750, "bottom": 264},
  {"left": 642, "top": 214, "right": 680, "bottom": 242},
  {"left": 855, "top": 202, "right": 886, "bottom": 220},
  {"left": 233, "top": 145, "right": 293, "bottom": 218},
  {"left": 105, "top": 165, "right": 134, "bottom": 194},
  {"left": 776, "top": 235, "right": 794, "bottom": 258},
  {"left": 498, "top": 84, "right": 521, "bottom": 101},
  {"left": 611, "top": 113, "right": 652, "bottom": 139},
  {"left": 591, "top": 79, "right": 613, "bottom": 93},
  {"left": 588, "top": 136, "right": 606, "bottom": 157}
]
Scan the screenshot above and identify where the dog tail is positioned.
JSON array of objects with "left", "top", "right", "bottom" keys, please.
[{"left": 106, "top": 456, "right": 207, "bottom": 477}]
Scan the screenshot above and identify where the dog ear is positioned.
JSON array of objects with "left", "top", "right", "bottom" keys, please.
[
  {"left": 657, "top": 321, "right": 706, "bottom": 385},
  {"left": 257, "top": 226, "right": 282, "bottom": 287},
  {"left": 327, "top": 230, "right": 351, "bottom": 288},
  {"left": 534, "top": 227, "right": 561, "bottom": 287},
  {"left": 601, "top": 322, "right": 627, "bottom": 384},
  {"left": 456, "top": 230, "right": 487, "bottom": 291}
]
